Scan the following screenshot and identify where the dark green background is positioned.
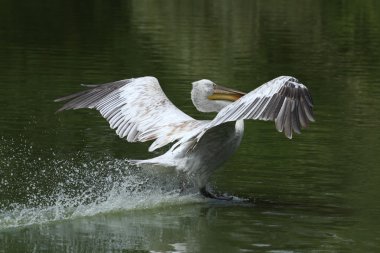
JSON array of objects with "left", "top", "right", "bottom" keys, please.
[{"left": 1, "top": 0, "right": 380, "bottom": 252}]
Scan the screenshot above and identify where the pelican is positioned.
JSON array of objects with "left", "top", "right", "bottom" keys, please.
[{"left": 55, "top": 76, "right": 314, "bottom": 199}]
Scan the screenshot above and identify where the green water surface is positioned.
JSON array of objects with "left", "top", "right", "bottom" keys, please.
[{"left": 1, "top": 0, "right": 380, "bottom": 252}]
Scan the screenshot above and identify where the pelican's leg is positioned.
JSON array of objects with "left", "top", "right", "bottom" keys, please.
[{"left": 199, "top": 187, "right": 233, "bottom": 201}]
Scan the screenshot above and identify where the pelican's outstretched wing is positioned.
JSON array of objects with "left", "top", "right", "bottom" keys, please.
[
  {"left": 210, "top": 76, "right": 314, "bottom": 139},
  {"left": 174, "top": 75, "right": 314, "bottom": 150},
  {"left": 55, "top": 76, "right": 200, "bottom": 151},
  {"left": 171, "top": 76, "right": 314, "bottom": 153}
]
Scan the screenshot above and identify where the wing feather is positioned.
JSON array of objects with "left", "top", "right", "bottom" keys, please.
[
  {"left": 55, "top": 76, "right": 199, "bottom": 151},
  {"left": 199, "top": 76, "right": 315, "bottom": 141},
  {"left": 171, "top": 76, "right": 315, "bottom": 154}
]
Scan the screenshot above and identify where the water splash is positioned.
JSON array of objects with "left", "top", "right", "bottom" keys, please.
[{"left": 0, "top": 137, "right": 201, "bottom": 229}]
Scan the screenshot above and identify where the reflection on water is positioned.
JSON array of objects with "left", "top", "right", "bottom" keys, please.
[
  {"left": 1, "top": 0, "right": 380, "bottom": 252},
  {"left": 1, "top": 201, "right": 353, "bottom": 252}
]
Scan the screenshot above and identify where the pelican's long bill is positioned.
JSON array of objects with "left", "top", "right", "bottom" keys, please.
[{"left": 208, "top": 84, "right": 246, "bottom": 102}]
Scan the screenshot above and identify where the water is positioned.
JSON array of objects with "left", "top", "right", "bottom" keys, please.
[{"left": 1, "top": 0, "right": 380, "bottom": 252}]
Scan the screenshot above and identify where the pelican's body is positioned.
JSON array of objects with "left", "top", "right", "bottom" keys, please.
[
  {"left": 55, "top": 76, "right": 314, "bottom": 199},
  {"left": 142, "top": 119, "right": 244, "bottom": 189}
]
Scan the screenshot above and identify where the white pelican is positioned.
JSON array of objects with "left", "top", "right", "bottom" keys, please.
[{"left": 55, "top": 76, "right": 314, "bottom": 199}]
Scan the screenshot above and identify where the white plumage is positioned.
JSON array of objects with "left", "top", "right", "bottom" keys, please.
[{"left": 55, "top": 76, "right": 314, "bottom": 199}]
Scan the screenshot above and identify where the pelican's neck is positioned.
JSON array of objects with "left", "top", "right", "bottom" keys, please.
[{"left": 235, "top": 119, "right": 245, "bottom": 135}]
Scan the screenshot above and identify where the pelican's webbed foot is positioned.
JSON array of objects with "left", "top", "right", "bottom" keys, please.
[{"left": 200, "top": 187, "right": 233, "bottom": 201}]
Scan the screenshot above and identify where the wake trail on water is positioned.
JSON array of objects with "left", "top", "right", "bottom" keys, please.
[{"left": 0, "top": 138, "right": 201, "bottom": 229}]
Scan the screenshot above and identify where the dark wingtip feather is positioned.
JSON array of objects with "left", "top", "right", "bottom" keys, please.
[
  {"left": 54, "top": 89, "right": 88, "bottom": 103},
  {"left": 54, "top": 79, "right": 129, "bottom": 113},
  {"left": 81, "top": 83, "right": 100, "bottom": 88}
]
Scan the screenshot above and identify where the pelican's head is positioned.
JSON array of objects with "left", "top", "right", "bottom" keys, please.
[{"left": 191, "top": 79, "right": 246, "bottom": 113}]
